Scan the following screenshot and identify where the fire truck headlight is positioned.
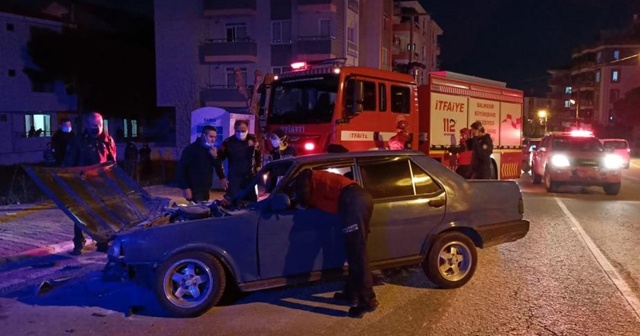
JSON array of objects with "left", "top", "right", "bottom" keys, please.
[
  {"left": 304, "top": 142, "right": 315, "bottom": 151},
  {"left": 604, "top": 154, "right": 623, "bottom": 169},
  {"left": 551, "top": 154, "right": 570, "bottom": 167}
]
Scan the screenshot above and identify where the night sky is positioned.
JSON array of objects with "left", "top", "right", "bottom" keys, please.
[{"left": 421, "top": 0, "right": 639, "bottom": 95}]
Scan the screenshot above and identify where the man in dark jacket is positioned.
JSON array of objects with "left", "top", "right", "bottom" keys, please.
[
  {"left": 216, "top": 119, "right": 261, "bottom": 203},
  {"left": 295, "top": 168, "right": 378, "bottom": 318},
  {"left": 469, "top": 121, "right": 494, "bottom": 179},
  {"left": 51, "top": 118, "right": 75, "bottom": 166},
  {"left": 63, "top": 112, "right": 116, "bottom": 255},
  {"left": 177, "top": 125, "right": 227, "bottom": 202}
]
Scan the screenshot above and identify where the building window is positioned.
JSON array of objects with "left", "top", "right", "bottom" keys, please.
[
  {"left": 319, "top": 19, "right": 331, "bottom": 37},
  {"left": 612, "top": 69, "right": 620, "bottom": 82},
  {"left": 613, "top": 49, "right": 620, "bottom": 61},
  {"left": 271, "top": 66, "right": 291, "bottom": 75},
  {"left": 565, "top": 86, "right": 572, "bottom": 94},
  {"left": 6, "top": 23, "right": 14, "bottom": 31},
  {"left": 226, "top": 67, "right": 247, "bottom": 87},
  {"left": 347, "top": 26, "right": 357, "bottom": 43},
  {"left": 610, "top": 89, "right": 620, "bottom": 102},
  {"left": 381, "top": 47, "right": 389, "bottom": 69},
  {"left": 8, "top": 69, "right": 16, "bottom": 77},
  {"left": 564, "top": 100, "right": 571, "bottom": 108},
  {"left": 0, "top": 114, "right": 7, "bottom": 122},
  {"left": 226, "top": 23, "right": 247, "bottom": 42},
  {"left": 103, "top": 119, "right": 109, "bottom": 135},
  {"left": 123, "top": 119, "right": 138, "bottom": 138},
  {"left": 595, "top": 71, "right": 601, "bottom": 82},
  {"left": 25, "top": 114, "right": 51, "bottom": 137},
  {"left": 271, "top": 20, "right": 291, "bottom": 44},
  {"left": 596, "top": 51, "right": 602, "bottom": 63}
]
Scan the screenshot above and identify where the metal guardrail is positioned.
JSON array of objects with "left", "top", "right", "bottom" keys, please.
[
  {"left": 204, "top": 37, "right": 255, "bottom": 43},
  {"left": 298, "top": 35, "right": 336, "bottom": 41}
]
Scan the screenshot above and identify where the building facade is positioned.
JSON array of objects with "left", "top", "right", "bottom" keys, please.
[
  {"left": 392, "top": 1, "right": 442, "bottom": 85},
  {"left": 155, "top": 0, "right": 442, "bottom": 147},
  {"left": 0, "top": 11, "right": 77, "bottom": 165},
  {"left": 549, "top": 18, "right": 640, "bottom": 129}
]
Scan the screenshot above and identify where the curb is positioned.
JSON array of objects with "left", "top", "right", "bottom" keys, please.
[{"left": 0, "top": 239, "right": 95, "bottom": 266}]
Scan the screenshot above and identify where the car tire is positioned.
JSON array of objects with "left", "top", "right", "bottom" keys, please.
[
  {"left": 154, "top": 251, "right": 226, "bottom": 318},
  {"left": 544, "top": 170, "right": 558, "bottom": 192},
  {"left": 603, "top": 183, "right": 621, "bottom": 196},
  {"left": 422, "top": 231, "right": 477, "bottom": 289}
]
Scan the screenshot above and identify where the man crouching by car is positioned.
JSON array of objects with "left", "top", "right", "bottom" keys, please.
[{"left": 295, "top": 168, "right": 379, "bottom": 318}]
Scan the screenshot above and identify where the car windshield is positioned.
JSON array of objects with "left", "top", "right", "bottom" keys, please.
[
  {"left": 553, "top": 137, "right": 604, "bottom": 152},
  {"left": 603, "top": 140, "right": 628, "bottom": 149},
  {"left": 268, "top": 75, "right": 338, "bottom": 124}
]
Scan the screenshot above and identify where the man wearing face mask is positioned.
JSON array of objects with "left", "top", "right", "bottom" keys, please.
[
  {"left": 269, "top": 128, "right": 297, "bottom": 160},
  {"left": 63, "top": 112, "right": 116, "bottom": 255},
  {"left": 177, "top": 125, "right": 228, "bottom": 203},
  {"left": 216, "top": 119, "right": 261, "bottom": 203},
  {"left": 51, "top": 118, "right": 75, "bottom": 166}
]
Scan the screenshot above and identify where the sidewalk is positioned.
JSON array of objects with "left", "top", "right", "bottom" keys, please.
[{"left": 0, "top": 185, "right": 224, "bottom": 266}]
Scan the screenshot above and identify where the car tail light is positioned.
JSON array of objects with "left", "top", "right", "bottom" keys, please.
[{"left": 304, "top": 142, "right": 315, "bottom": 151}]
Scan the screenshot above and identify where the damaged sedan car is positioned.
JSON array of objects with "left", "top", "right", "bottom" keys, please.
[{"left": 25, "top": 150, "right": 529, "bottom": 317}]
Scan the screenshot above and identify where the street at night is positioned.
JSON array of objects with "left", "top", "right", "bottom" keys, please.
[{"left": 2, "top": 161, "right": 640, "bottom": 335}]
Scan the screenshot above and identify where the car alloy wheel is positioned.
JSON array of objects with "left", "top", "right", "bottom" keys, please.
[
  {"left": 155, "top": 251, "right": 226, "bottom": 317},
  {"left": 423, "top": 231, "right": 477, "bottom": 289}
]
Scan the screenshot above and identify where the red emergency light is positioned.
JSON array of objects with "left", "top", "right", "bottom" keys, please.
[
  {"left": 570, "top": 130, "right": 593, "bottom": 137},
  {"left": 304, "top": 142, "right": 316, "bottom": 151},
  {"left": 290, "top": 62, "right": 307, "bottom": 70}
]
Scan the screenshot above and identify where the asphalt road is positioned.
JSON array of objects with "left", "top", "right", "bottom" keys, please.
[{"left": 1, "top": 162, "right": 640, "bottom": 335}]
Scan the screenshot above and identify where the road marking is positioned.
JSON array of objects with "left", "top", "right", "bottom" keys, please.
[{"left": 555, "top": 197, "right": 640, "bottom": 321}]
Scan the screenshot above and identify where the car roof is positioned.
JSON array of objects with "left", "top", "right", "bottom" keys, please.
[
  {"left": 279, "top": 150, "right": 427, "bottom": 164},
  {"left": 599, "top": 138, "right": 628, "bottom": 142}
]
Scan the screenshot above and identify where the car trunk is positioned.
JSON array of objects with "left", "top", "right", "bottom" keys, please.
[{"left": 24, "top": 163, "right": 171, "bottom": 242}]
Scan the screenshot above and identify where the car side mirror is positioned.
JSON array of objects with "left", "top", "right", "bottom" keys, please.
[{"left": 269, "top": 193, "right": 290, "bottom": 211}]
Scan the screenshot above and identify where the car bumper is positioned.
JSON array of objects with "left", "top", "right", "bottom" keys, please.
[
  {"left": 476, "top": 219, "right": 530, "bottom": 248},
  {"left": 547, "top": 167, "right": 621, "bottom": 185}
]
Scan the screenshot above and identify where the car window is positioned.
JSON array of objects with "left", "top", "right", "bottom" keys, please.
[
  {"left": 390, "top": 85, "right": 411, "bottom": 114},
  {"left": 411, "top": 161, "right": 441, "bottom": 194},
  {"left": 552, "top": 137, "right": 604, "bottom": 152},
  {"left": 360, "top": 159, "right": 414, "bottom": 199},
  {"left": 256, "top": 160, "right": 294, "bottom": 200},
  {"left": 604, "top": 140, "right": 628, "bottom": 149}
]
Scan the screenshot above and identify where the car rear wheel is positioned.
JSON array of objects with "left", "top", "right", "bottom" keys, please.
[
  {"left": 603, "top": 183, "right": 621, "bottom": 196},
  {"left": 154, "top": 251, "right": 226, "bottom": 317},
  {"left": 544, "top": 170, "right": 558, "bottom": 192},
  {"left": 422, "top": 231, "right": 477, "bottom": 289}
]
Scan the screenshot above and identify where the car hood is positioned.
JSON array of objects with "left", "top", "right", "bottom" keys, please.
[{"left": 24, "top": 163, "right": 171, "bottom": 242}]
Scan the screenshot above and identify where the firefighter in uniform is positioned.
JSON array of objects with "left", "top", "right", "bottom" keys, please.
[
  {"left": 469, "top": 121, "right": 494, "bottom": 179},
  {"left": 216, "top": 120, "right": 261, "bottom": 203},
  {"left": 295, "top": 169, "right": 379, "bottom": 318}
]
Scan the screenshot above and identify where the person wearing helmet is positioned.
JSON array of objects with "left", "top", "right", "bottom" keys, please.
[
  {"left": 469, "top": 121, "right": 494, "bottom": 179},
  {"left": 449, "top": 127, "right": 473, "bottom": 178},
  {"left": 269, "top": 128, "right": 297, "bottom": 160},
  {"left": 388, "top": 120, "right": 411, "bottom": 150}
]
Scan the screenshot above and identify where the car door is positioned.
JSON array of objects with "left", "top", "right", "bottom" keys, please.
[
  {"left": 257, "top": 160, "right": 354, "bottom": 280},
  {"left": 532, "top": 136, "right": 550, "bottom": 175},
  {"left": 356, "top": 156, "right": 446, "bottom": 262}
]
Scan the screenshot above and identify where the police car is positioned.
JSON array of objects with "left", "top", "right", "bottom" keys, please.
[{"left": 531, "top": 131, "right": 623, "bottom": 195}]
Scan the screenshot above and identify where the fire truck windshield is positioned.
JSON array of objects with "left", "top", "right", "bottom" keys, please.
[{"left": 268, "top": 75, "right": 338, "bottom": 124}]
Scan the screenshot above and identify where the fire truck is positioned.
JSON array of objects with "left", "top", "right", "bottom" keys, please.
[{"left": 260, "top": 59, "right": 523, "bottom": 179}]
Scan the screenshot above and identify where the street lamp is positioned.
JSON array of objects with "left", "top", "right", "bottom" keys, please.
[
  {"left": 538, "top": 109, "right": 548, "bottom": 134},
  {"left": 569, "top": 98, "right": 579, "bottom": 128}
]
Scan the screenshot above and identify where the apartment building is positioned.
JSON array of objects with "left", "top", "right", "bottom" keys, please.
[
  {"left": 155, "top": 0, "right": 443, "bottom": 147},
  {"left": 547, "top": 67, "right": 573, "bottom": 129},
  {"left": 0, "top": 10, "right": 77, "bottom": 165},
  {"left": 392, "top": 1, "right": 442, "bottom": 85},
  {"left": 549, "top": 17, "right": 640, "bottom": 128}
]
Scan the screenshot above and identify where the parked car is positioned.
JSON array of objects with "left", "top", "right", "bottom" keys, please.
[
  {"left": 600, "top": 138, "right": 630, "bottom": 169},
  {"left": 531, "top": 131, "right": 623, "bottom": 194},
  {"left": 25, "top": 151, "right": 530, "bottom": 317}
]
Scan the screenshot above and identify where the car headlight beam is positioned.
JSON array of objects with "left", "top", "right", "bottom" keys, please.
[
  {"left": 603, "top": 154, "right": 623, "bottom": 169},
  {"left": 551, "top": 154, "right": 570, "bottom": 167}
]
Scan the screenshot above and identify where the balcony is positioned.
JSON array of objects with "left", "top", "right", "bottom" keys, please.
[
  {"left": 348, "top": 0, "right": 359, "bottom": 12},
  {"left": 392, "top": 51, "right": 420, "bottom": 63},
  {"left": 200, "top": 38, "right": 257, "bottom": 63},
  {"left": 200, "top": 86, "right": 253, "bottom": 108},
  {"left": 297, "top": 35, "right": 341, "bottom": 56},
  {"left": 298, "top": 0, "right": 338, "bottom": 12},
  {"left": 203, "top": 0, "right": 256, "bottom": 16},
  {"left": 347, "top": 41, "right": 358, "bottom": 57}
]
